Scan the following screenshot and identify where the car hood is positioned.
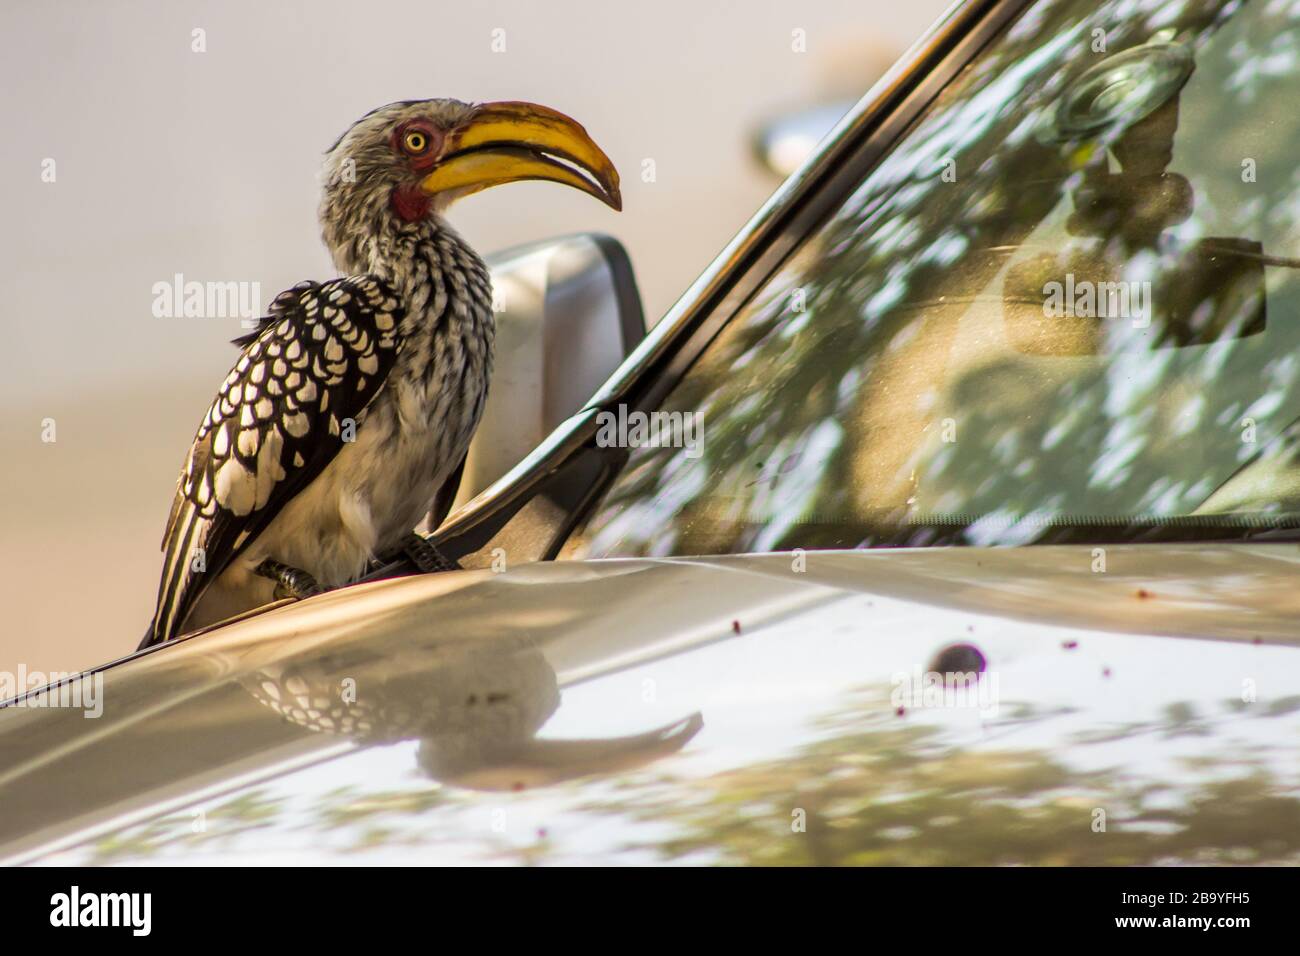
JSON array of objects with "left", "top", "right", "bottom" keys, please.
[{"left": 3, "top": 543, "right": 1299, "bottom": 865}]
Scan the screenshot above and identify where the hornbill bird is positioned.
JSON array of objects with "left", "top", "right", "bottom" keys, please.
[{"left": 141, "top": 99, "right": 621, "bottom": 649}]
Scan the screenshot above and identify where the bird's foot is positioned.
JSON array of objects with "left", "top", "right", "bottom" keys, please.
[
  {"left": 256, "top": 559, "right": 324, "bottom": 600},
  {"left": 384, "top": 533, "right": 462, "bottom": 573}
]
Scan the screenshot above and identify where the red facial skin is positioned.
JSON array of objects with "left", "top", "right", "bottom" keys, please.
[{"left": 390, "top": 120, "right": 445, "bottom": 221}]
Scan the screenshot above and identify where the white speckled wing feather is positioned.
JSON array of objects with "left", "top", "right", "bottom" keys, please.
[{"left": 147, "top": 275, "right": 405, "bottom": 646}]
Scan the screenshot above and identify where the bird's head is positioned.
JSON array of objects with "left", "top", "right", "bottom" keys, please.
[{"left": 319, "top": 98, "right": 621, "bottom": 252}]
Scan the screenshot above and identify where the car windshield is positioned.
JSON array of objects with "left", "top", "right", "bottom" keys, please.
[{"left": 564, "top": 0, "right": 1300, "bottom": 558}]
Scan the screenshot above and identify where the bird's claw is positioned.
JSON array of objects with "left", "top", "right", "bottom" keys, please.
[
  {"left": 256, "top": 559, "right": 324, "bottom": 600},
  {"left": 387, "top": 533, "right": 461, "bottom": 573}
]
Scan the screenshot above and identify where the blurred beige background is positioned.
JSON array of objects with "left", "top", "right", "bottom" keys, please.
[{"left": 0, "top": 0, "right": 947, "bottom": 675}]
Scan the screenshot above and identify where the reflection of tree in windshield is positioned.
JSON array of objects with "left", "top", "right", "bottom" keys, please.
[{"left": 572, "top": 0, "right": 1300, "bottom": 558}]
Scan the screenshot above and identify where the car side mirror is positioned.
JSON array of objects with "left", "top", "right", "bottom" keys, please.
[
  {"left": 752, "top": 100, "right": 855, "bottom": 178},
  {"left": 446, "top": 233, "right": 645, "bottom": 515}
]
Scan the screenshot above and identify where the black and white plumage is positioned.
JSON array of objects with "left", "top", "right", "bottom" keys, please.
[
  {"left": 150, "top": 276, "right": 408, "bottom": 643},
  {"left": 143, "top": 98, "right": 620, "bottom": 647}
]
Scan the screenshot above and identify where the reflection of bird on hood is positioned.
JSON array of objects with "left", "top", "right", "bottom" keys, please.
[{"left": 240, "top": 635, "right": 701, "bottom": 791}]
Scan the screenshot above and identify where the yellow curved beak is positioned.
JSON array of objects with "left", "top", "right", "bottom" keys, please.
[{"left": 420, "top": 101, "right": 622, "bottom": 211}]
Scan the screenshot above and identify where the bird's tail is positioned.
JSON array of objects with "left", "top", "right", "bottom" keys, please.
[
  {"left": 137, "top": 625, "right": 160, "bottom": 652},
  {"left": 144, "top": 505, "right": 212, "bottom": 651}
]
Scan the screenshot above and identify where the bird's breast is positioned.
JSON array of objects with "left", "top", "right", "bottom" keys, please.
[{"left": 256, "top": 225, "right": 495, "bottom": 580}]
